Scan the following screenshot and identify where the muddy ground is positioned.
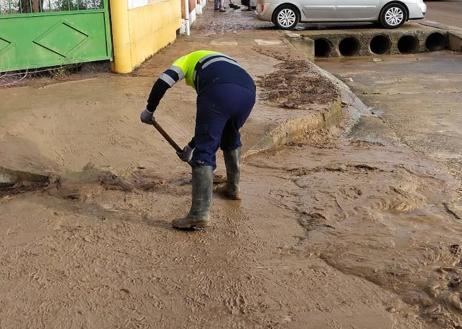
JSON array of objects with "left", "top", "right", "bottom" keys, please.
[
  {"left": 318, "top": 52, "right": 462, "bottom": 188},
  {"left": 1, "top": 6, "right": 462, "bottom": 329},
  {"left": 425, "top": 0, "right": 462, "bottom": 29}
]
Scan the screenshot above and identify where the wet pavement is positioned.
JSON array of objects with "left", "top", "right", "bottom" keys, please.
[
  {"left": 426, "top": 0, "right": 462, "bottom": 28},
  {"left": 317, "top": 51, "right": 462, "bottom": 186}
]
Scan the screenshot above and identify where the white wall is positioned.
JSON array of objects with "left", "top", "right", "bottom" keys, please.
[{"left": 128, "top": 0, "right": 150, "bottom": 9}]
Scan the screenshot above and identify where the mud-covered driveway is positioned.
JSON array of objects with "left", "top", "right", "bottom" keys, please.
[{"left": 1, "top": 6, "right": 462, "bottom": 329}]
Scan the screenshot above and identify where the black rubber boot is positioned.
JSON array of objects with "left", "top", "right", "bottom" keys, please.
[
  {"left": 218, "top": 148, "right": 241, "bottom": 200},
  {"left": 172, "top": 166, "right": 213, "bottom": 230}
]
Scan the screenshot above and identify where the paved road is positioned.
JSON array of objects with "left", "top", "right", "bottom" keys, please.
[
  {"left": 318, "top": 52, "right": 462, "bottom": 179},
  {"left": 425, "top": 0, "right": 462, "bottom": 28}
]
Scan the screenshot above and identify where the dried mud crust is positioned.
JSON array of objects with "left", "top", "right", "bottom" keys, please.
[{"left": 256, "top": 48, "right": 339, "bottom": 110}]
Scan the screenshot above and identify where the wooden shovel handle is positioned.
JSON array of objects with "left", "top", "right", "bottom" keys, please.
[{"left": 152, "top": 120, "right": 183, "bottom": 153}]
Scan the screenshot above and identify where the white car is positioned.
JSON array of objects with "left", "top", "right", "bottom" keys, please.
[{"left": 256, "top": 0, "right": 427, "bottom": 29}]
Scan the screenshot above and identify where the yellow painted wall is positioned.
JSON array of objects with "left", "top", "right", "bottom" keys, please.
[{"left": 110, "top": 0, "right": 182, "bottom": 73}]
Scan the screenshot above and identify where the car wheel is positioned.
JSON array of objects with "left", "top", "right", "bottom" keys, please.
[
  {"left": 273, "top": 5, "right": 300, "bottom": 30},
  {"left": 380, "top": 3, "right": 407, "bottom": 28}
]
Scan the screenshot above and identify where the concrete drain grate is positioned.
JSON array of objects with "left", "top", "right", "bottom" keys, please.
[{"left": 288, "top": 26, "right": 451, "bottom": 58}]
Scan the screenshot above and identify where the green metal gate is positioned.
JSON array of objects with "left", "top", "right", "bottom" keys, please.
[{"left": 0, "top": 0, "right": 112, "bottom": 72}]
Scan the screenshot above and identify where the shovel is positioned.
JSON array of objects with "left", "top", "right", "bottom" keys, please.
[{"left": 151, "top": 120, "right": 226, "bottom": 184}]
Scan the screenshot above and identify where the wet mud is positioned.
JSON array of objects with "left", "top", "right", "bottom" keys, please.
[
  {"left": 1, "top": 5, "right": 462, "bottom": 329},
  {"left": 253, "top": 47, "right": 339, "bottom": 119},
  {"left": 0, "top": 166, "right": 52, "bottom": 197},
  {"left": 257, "top": 59, "right": 339, "bottom": 110},
  {"left": 247, "top": 133, "right": 462, "bottom": 328},
  {"left": 309, "top": 53, "right": 462, "bottom": 327}
]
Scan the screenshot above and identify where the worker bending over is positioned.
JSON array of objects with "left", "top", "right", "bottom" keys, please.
[{"left": 140, "top": 50, "right": 256, "bottom": 230}]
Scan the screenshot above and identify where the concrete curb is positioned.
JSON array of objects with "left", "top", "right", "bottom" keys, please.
[
  {"left": 284, "top": 32, "right": 315, "bottom": 61},
  {"left": 314, "top": 65, "right": 372, "bottom": 135},
  {"left": 244, "top": 99, "right": 343, "bottom": 157},
  {"left": 420, "top": 20, "right": 462, "bottom": 34},
  {"left": 244, "top": 56, "right": 372, "bottom": 158},
  {"left": 448, "top": 32, "right": 462, "bottom": 52},
  {"left": 420, "top": 21, "right": 462, "bottom": 52}
]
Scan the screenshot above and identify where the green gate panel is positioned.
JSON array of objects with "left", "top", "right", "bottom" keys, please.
[{"left": 0, "top": 10, "right": 112, "bottom": 72}]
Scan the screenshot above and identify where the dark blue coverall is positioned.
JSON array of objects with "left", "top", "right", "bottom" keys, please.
[{"left": 145, "top": 50, "right": 256, "bottom": 169}]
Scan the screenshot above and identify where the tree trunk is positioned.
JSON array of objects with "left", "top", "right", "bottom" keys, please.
[{"left": 21, "top": 0, "right": 42, "bottom": 13}]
